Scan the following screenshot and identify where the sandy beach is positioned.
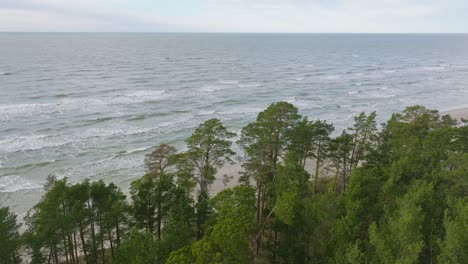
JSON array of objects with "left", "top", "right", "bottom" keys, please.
[{"left": 442, "top": 107, "right": 468, "bottom": 121}]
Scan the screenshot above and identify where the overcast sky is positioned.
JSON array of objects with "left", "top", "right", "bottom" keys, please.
[{"left": 0, "top": 0, "right": 467, "bottom": 33}]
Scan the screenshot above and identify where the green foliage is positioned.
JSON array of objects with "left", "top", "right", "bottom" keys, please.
[
  {"left": 160, "top": 186, "right": 196, "bottom": 258},
  {"left": 369, "top": 181, "right": 432, "bottom": 264},
  {"left": 6, "top": 103, "right": 466, "bottom": 264},
  {"left": 438, "top": 198, "right": 468, "bottom": 263},
  {"left": 130, "top": 172, "right": 174, "bottom": 237},
  {"left": 112, "top": 229, "right": 159, "bottom": 264},
  {"left": 0, "top": 207, "right": 21, "bottom": 264},
  {"left": 239, "top": 101, "right": 301, "bottom": 180},
  {"left": 276, "top": 191, "right": 298, "bottom": 226},
  {"left": 24, "top": 178, "right": 129, "bottom": 264},
  {"left": 184, "top": 118, "right": 236, "bottom": 194},
  {"left": 166, "top": 246, "right": 195, "bottom": 264},
  {"left": 170, "top": 186, "right": 257, "bottom": 264}
]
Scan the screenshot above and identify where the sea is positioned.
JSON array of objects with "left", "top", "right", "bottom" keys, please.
[{"left": 1, "top": 33, "right": 468, "bottom": 196}]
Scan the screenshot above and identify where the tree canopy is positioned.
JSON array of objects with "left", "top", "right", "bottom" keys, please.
[{"left": 3, "top": 103, "right": 467, "bottom": 264}]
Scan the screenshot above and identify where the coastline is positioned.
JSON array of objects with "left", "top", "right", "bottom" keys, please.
[
  {"left": 3, "top": 105, "right": 468, "bottom": 226},
  {"left": 442, "top": 107, "right": 468, "bottom": 121}
]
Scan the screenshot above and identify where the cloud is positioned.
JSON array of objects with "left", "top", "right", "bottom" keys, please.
[
  {"left": 0, "top": 0, "right": 182, "bottom": 32},
  {"left": 0, "top": 0, "right": 467, "bottom": 32}
]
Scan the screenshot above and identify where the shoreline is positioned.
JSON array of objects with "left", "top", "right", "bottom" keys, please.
[
  {"left": 442, "top": 107, "right": 468, "bottom": 120},
  {"left": 3, "top": 105, "right": 468, "bottom": 224}
]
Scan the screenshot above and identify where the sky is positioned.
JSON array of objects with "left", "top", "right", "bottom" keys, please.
[{"left": 0, "top": 0, "right": 467, "bottom": 33}]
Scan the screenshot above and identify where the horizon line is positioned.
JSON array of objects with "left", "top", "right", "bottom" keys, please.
[{"left": 1, "top": 31, "right": 468, "bottom": 34}]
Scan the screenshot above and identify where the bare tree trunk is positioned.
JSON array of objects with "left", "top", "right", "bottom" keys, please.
[
  {"left": 47, "top": 246, "right": 52, "bottom": 264},
  {"left": 63, "top": 234, "right": 70, "bottom": 264},
  {"left": 53, "top": 243, "right": 59, "bottom": 264},
  {"left": 79, "top": 221, "right": 88, "bottom": 263},
  {"left": 68, "top": 234, "right": 75, "bottom": 264},
  {"left": 115, "top": 220, "right": 121, "bottom": 246},
  {"left": 255, "top": 174, "right": 262, "bottom": 254},
  {"left": 73, "top": 232, "right": 79, "bottom": 264},
  {"left": 87, "top": 201, "right": 98, "bottom": 264},
  {"left": 99, "top": 215, "right": 105, "bottom": 264},
  {"left": 314, "top": 143, "right": 322, "bottom": 193},
  {"left": 157, "top": 194, "right": 162, "bottom": 240},
  {"left": 273, "top": 230, "right": 278, "bottom": 264},
  {"left": 108, "top": 228, "right": 115, "bottom": 259}
]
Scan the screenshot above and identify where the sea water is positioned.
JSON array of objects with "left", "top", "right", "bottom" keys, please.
[{"left": 1, "top": 33, "right": 468, "bottom": 193}]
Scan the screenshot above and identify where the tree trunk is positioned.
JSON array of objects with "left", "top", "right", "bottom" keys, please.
[
  {"left": 255, "top": 173, "right": 263, "bottom": 254},
  {"left": 68, "top": 234, "right": 75, "bottom": 264},
  {"left": 314, "top": 143, "right": 322, "bottom": 193},
  {"left": 115, "top": 220, "right": 121, "bottom": 246},
  {"left": 63, "top": 234, "right": 70, "bottom": 264},
  {"left": 157, "top": 192, "right": 162, "bottom": 240},
  {"left": 87, "top": 201, "right": 98, "bottom": 264},
  {"left": 73, "top": 231, "right": 79, "bottom": 264},
  {"left": 108, "top": 228, "right": 115, "bottom": 259},
  {"left": 78, "top": 221, "right": 88, "bottom": 263},
  {"left": 99, "top": 215, "right": 105, "bottom": 264},
  {"left": 273, "top": 230, "right": 278, "bottom": 264},
  {"left": 47, "top": 246, "right": 52, "bottom": 264},
  {"left": 53, "top": 243, "right": 59, "bottom": 264}
]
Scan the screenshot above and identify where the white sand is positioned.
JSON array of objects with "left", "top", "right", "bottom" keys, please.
[{"left": 443, "top": 107, "right": 468, "bottom": 121}]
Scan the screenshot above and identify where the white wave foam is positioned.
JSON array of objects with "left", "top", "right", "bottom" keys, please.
[
  {"left": 219, "top": 107, "right": 263, "bottom": 115},
  {"left": 0, "top": 90, "right": 168, "bottom": 120},
  {"left": 199, "top": 85, "right": 225, "bottom": 93},
  {"left": 290, "top": 77, "right": 305, "bottom": 81},
  {"left": 416, "top": 66, "right": 446, "bottom": 71},
  {"left": 0, "top": 176, "right": 41, "bottom": 192},
  {"left": 218, "top": 80, "right": 239, "bottom": 85},
  {"left": 373, "top": 94, "right": 396, "bottom": 99},
  {"left": 323, "top": 75, "right": 342, "bottom": 80},
  {"left": 198, "top": 109, "right": 216, "bottom": 115},
  {"left": 0, "top": 134, "right": 66, "bottom": 152},
  {"left": 0, "top": 72, "right": 10, "bottom": 75},
  {"left": 56, "top": 155, "right": 144, "bottom": 182},
  {"left": 348, "top": 91, "right": 360, "bottom": 95},
  {"left": 126, "top": 90, "right": 165, "bottom": 97},
  {"left": 0, "top": 125, "right": 156, "bottom": 153},
  {"left": 0, "top": 99, "right": 106, "bottom": 121},
  {"left": 111, "top": 90, "right": 167, "bottom": 104},
  {"left": 285, "top": 98, "right": 323, "bottom": 110},
  {"left": 125, "top": 147, "right": 152, "bottom": 155},
  {"left": 238, "top": 83, "right": 261, "bottom": 88}
]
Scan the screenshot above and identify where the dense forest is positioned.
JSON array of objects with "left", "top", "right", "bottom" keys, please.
[{"left": 1, "top": 102, "right": 467, "bottom": 264}]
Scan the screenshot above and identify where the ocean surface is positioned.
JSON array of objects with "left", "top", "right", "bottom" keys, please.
[{"left": 1, "top": 33, "right": 468, "bottom": 194}]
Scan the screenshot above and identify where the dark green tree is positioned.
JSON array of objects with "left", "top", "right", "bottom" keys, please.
[
  {"left": 130, "top": 172, "right": 174, "bottom": 239},
  {"left": 112, "top": 229, "right": 159, "bottom": 264},
  {"left": 239, "top": 102, "right": 301, "bottom": 255},
  {"left": 0, "top": 207, "right": 21, "bottom": 264},
  {"left": 177, "top": 118, "right": 236, "bottom": 238}
]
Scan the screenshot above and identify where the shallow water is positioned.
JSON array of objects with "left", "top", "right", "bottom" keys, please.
[{"left": 1, "top": 33, "right": 468, "bottom": 193}]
